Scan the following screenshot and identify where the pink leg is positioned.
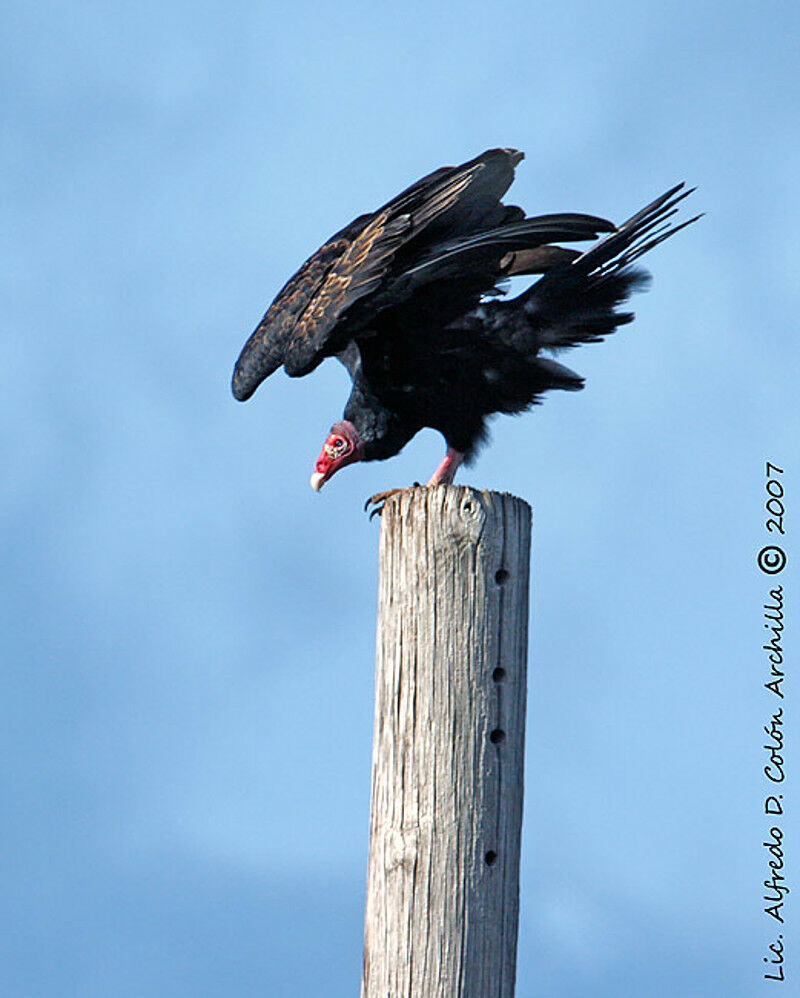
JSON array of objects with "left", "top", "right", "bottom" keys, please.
[
  {"left": 427, "top": 447, "right": 465, "bottom": 485},
  {"left": 364, "top": 447, "right": 465, "bottom": 519}
]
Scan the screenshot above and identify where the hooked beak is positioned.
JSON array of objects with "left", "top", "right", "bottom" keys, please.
[{"left": 310, "top": 421, "right": 362, "bottom": 492}]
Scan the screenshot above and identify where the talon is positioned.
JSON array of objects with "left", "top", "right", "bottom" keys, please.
[{"left": 364, "top": 488, "right": 407, "bottom": 519}]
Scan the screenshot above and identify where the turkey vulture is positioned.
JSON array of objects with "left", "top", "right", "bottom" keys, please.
[{"left": 232, "top": 149, "right": 697, "bottom": 499}]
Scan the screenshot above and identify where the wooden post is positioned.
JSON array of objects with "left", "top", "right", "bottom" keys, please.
[{"left": 361, "top": 485, "right": 532, "bottom": 998}]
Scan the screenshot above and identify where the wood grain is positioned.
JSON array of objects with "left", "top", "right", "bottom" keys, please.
[{"left": 361, "top": 485, "right": 532, "bottom": 998}]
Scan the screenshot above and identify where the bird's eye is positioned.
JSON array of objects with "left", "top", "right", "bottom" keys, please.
[{"left": 324, "top": 437, "right": 348, "bottom": 459}]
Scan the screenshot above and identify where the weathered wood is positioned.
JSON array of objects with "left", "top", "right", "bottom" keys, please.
[{"left": 361, "top": 485, "right": 532, "bottom": 998}]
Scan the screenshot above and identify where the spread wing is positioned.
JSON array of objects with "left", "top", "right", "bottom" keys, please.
[{"left": 231, "top": 149, "right": 523, "bottom": 400}]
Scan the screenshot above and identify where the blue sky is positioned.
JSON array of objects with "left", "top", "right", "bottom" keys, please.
[{"left": 2, "top": 1, "right": 798, "bottom": 995}]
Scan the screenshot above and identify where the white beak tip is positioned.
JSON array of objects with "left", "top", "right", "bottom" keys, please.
[{"left": 310, "top": 472, "right": 325, "bottom": 492}]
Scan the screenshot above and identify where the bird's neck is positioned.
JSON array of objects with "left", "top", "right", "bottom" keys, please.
[{"left": 345, "top": 388, "right": 414, "bottom": 463}]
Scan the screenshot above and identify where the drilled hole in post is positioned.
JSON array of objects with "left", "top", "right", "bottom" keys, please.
[
  {"left": 485, "top": 850, "right": 498, "bottom": 866},
  {"left": 492, "top": 667, "right": 506, "bottom": 682},
  {"left": 495, "top": 569, "right": 509, "bottom": 584},
  {"left": 490, "top": 728, "right": 506, "bottom": 744}
]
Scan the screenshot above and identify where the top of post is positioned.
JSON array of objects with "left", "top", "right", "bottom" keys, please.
[
  {"left": 378, "top": 486, "right": 531, "bottom": 560},
  {"left": 380, "top": 485, "right": 531, "bottom": 528}
]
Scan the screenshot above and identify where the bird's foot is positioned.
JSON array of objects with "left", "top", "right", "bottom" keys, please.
[{"left": 364, "top": 485, "right": 420, "bottom": 520}]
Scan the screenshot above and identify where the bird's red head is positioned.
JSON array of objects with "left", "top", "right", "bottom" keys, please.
[{"left": 310, "top": 420, "right": 363, "bottom": 491}]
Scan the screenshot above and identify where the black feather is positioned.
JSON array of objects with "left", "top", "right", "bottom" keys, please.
[{"left": 232, "top": 151, "right": 698, "bottom": 473}]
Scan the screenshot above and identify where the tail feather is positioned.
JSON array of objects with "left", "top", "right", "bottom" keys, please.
[
  {"left": 532, "top": 355, "right": 585, "bottom": 390},
  {"left": 507, "top": 183, "right": 699, "bottom": 352},
  {"left": 404, "top": 211, "right": 615, "bottom": 280},
  {"left": 573, "top": 183, "right": 701, "bottom": 281}
]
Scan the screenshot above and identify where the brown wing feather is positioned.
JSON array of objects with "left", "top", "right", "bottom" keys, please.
[
  {"left": 282, "top": 211, "right": 411, "bottom": 375},
  {"left": 231, "top": 237, "right": 350, "bottom": 400},
  {"left": 281, "top": 164, "right": 491, "bottom": 376},
  {"left": 232, "top": 149, "right": 522, "bottom": 397}
]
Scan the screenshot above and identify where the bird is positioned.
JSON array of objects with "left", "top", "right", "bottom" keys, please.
[{"left": 231, "top": 148, "right": 697, "bottom": 509}]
